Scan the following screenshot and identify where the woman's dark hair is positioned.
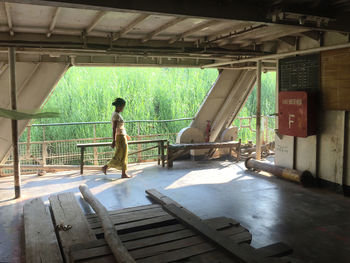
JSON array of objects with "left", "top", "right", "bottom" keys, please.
[{"left": 112, "top": 98, "right": 126, "bottom": 108}]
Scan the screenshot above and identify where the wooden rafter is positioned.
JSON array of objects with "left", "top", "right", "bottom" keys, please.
[
  {"left": 238, "top": 27, "right": 309, "bottom": 47},
  {"left": 142, "top": 17, "right": 186, "bottom": 43},
  {"left": 202, "top": 22, "right": 257, "bottom": 44},
  {"left": 217, "top": 24, "right": 267, "bottom": 46},
  {"left": 302, "top": 30, "right": 320, "bottom": 41},
  {"left": 4, "top": 3, "right": 14, "bottom": 36},
  {"left": 278, "top": 36, "right": 297, "bottom": 46},
  {"left": 85, "top": 11, "right": 107, "bottom": 35},
  {"left": 168, "top": 20, "right": 221, "bottom": 44},
  {"left": 113, "top": 14, "right": 149, "bottom": 41},
  {"left": 47, "top": 7, "right": 61, "bottom": 38}
]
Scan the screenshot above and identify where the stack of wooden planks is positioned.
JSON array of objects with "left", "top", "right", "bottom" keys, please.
[{"left": 24, "top": 188, "right": 300, "bottom": 263}]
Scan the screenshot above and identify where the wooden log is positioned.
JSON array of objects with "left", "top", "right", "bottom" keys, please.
[
  {"left": 24, "top": 198, "right": 63, "bottom": 263},
  {"left": 49, "top": 192, "right": 97, "bottom": 262},
  {"left": 79, "top": 184, "right": 135, "bottom": 263}
]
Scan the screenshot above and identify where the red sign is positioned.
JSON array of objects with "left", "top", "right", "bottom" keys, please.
[{"left": 278, "top": 91, "right": 317, "bottom": 137}]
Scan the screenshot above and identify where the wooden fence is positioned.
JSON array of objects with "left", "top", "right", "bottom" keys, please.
[{"left": 1, "top": 116, "right": 275, "bottom": 175}]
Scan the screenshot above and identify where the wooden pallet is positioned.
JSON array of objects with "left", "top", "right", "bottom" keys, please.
[{"left": 24, "top": 189, "right": 299, "bottom": 263}]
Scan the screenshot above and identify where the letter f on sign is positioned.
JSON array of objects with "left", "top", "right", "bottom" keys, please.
[{"left": 288, "top": 114, "right": 295, "bottom": 129}]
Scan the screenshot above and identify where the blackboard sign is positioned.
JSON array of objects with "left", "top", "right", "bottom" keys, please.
[{"left": 279, "top": 54, "right": 320, "bottom": 91}]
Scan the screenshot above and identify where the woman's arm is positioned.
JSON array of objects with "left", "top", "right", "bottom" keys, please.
[{"left": 111, "top": 121, "right": 117, "bottom": 148}]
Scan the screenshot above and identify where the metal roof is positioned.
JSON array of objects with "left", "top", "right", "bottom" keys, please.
[{"left": 0, "top": 1, "right": 347, "bottom": 68}]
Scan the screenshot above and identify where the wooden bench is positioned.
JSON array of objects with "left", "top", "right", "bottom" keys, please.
[
  {"left": 167, "top": 140, "right": 241, "bottom": 168},
  {"left": 77, "top": 139, "right": 167, "bottom": 174}
]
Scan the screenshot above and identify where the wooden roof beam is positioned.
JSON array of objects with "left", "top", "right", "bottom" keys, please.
[
  {"left": 169, "top": 20, "right": 221, "bottom": 44},
  {"left": 113, "top": 14, "right": 149, "bottom": 41},
  {"left": 217, "top": 24, "right": 268, "bottom": 47},
  {"left": 238, "top": 27, "right": 309, "bottom": 48},
  {"left": 142, "top": 17, "right": 186, "bottom": 43},
  {"left": 201, "top": 22, "right": 258, "bottom": 44},
  {"left": 302, "top": 30, "right": 321, "bottom": 41},
  {"left": 278, "top": 36, "right": 297, "bottom": 46},
  {"left": 85, "top": 11, "right": 108, "bottom": 35},
  {"left": 47, "top": 7, "right": 61, "bottom": 38},
  {"left": 4, "top": 3, "right": 14, "bottom": 36}
]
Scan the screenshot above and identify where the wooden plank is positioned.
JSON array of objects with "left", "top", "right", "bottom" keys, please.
[
  {"left": 131, "top": 226, "right": 250, "bottom": 260},
  {"left": 76, "top": 216, "right": 244, "bottom": 253},
  {"left": 79, "top": 184, "right": 135, "bottom": 263},
  {"left": 72, "top": 229, "right": 250, "bottom": 262},
  {"left": 24, "top": 198, "right": 63, "bottom": 263},
  {"left": 93, "top": 214, "right": 176, "bottom": 235},
  {"left": 88, "top": 207, "right": 167, "bottom": 227},
  {"left": 256, "top": 242, "right": 293, "bottom": 257},
  {"left": 49, "top": 192, "right": 97, "bottom": 262},
  {"left": 137, "top": 241, "right": 227, "bottom": 263},
  {"left": 163, "top": 203, "right": 278, "bottom": 263},
  {"left": 186, "top": 250, "right": 235, "bottom": 263},
  {"left": 146, "top": 189, "right": 241, "bottom": 226},
  {"left": 71, "top": 217, "right": 250, "bottom": 262},
  {"left": 85, "top": 204, "right": 160, "bottom": 219},
  {"left": 145, "top": 189, "right": 197, "bottom": 217},
  {"left": 77, "top": 139, "right": 167, "bottom": 148}
]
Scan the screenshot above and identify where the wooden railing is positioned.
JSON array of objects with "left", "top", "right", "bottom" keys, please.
[{"left": 1, "top": 116, "right": 275, "bottom": 175}]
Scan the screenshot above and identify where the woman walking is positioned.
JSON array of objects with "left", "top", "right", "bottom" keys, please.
[{"left": 102, "top": 98, "right": 131, "bottom": 178}]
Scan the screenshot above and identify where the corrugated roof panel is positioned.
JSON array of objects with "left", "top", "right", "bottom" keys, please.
[
  {"left": 55, "top": 7, "right": 100, "bottom": 30},
  {"left": 10, "top": 3, "right": 54, "bottom": 27}
]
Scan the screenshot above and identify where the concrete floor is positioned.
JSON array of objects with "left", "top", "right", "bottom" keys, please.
[{"left": 1, "top": 160, "right": 350, "bottom": 263}]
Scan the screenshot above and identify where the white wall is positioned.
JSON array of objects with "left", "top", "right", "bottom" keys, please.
[{"left": 274, "top": 32, "right": 350, "bottom": 189}]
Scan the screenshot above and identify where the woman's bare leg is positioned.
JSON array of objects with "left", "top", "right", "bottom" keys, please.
[
  {"left": 121, "top": 168, "right": 131, "bottom": 178},
  {"left": 102, "top": 165, "right": 108, "bottom": 175}
]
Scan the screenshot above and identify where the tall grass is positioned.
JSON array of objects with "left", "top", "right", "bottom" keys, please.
[{"left": 28, "top": 67, "right": 276, "bottom": 142}]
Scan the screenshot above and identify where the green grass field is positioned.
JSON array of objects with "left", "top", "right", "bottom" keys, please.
[{"left": 29, "top": 67, "right": 276, "bottom": 142}]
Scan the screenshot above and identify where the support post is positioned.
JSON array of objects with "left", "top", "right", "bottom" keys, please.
[
  {"left": 93, "top": 124, "right": 98, "bottom": 165},
  {"left": 137, "top": 122, "right": 142, "bottom": 162},
  {"left": 157, "top": 141, "right": 161, "bottom": 165},
  {"left": 161, "top": 141, "right": 165, "bottom": 167},
  {"left": 80, "top": 147, "right": 85, "bottom": 174},
  {"left": 9, "top": 47, "right": 21, "bottom": 198},
  {"left": 26, "top": 125, "right": 31, "bottom": 158},
  {"left": 42, "top": 127, "right": 47, "bottom": 166},
  {"left": 256, "top": 60, "right": 262, "bottom": 160}
]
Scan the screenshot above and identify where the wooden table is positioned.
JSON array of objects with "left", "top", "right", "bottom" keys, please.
[
  {"left": 77, "top": 139, "right": 167, "bottom": 174},
  {"left": 167, "top": 140, "right": 241, "bottom": 168}
]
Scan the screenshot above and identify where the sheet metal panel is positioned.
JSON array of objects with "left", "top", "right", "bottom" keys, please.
[{"left": 0, "top": 62, "right": 69, "bottom": 163}]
